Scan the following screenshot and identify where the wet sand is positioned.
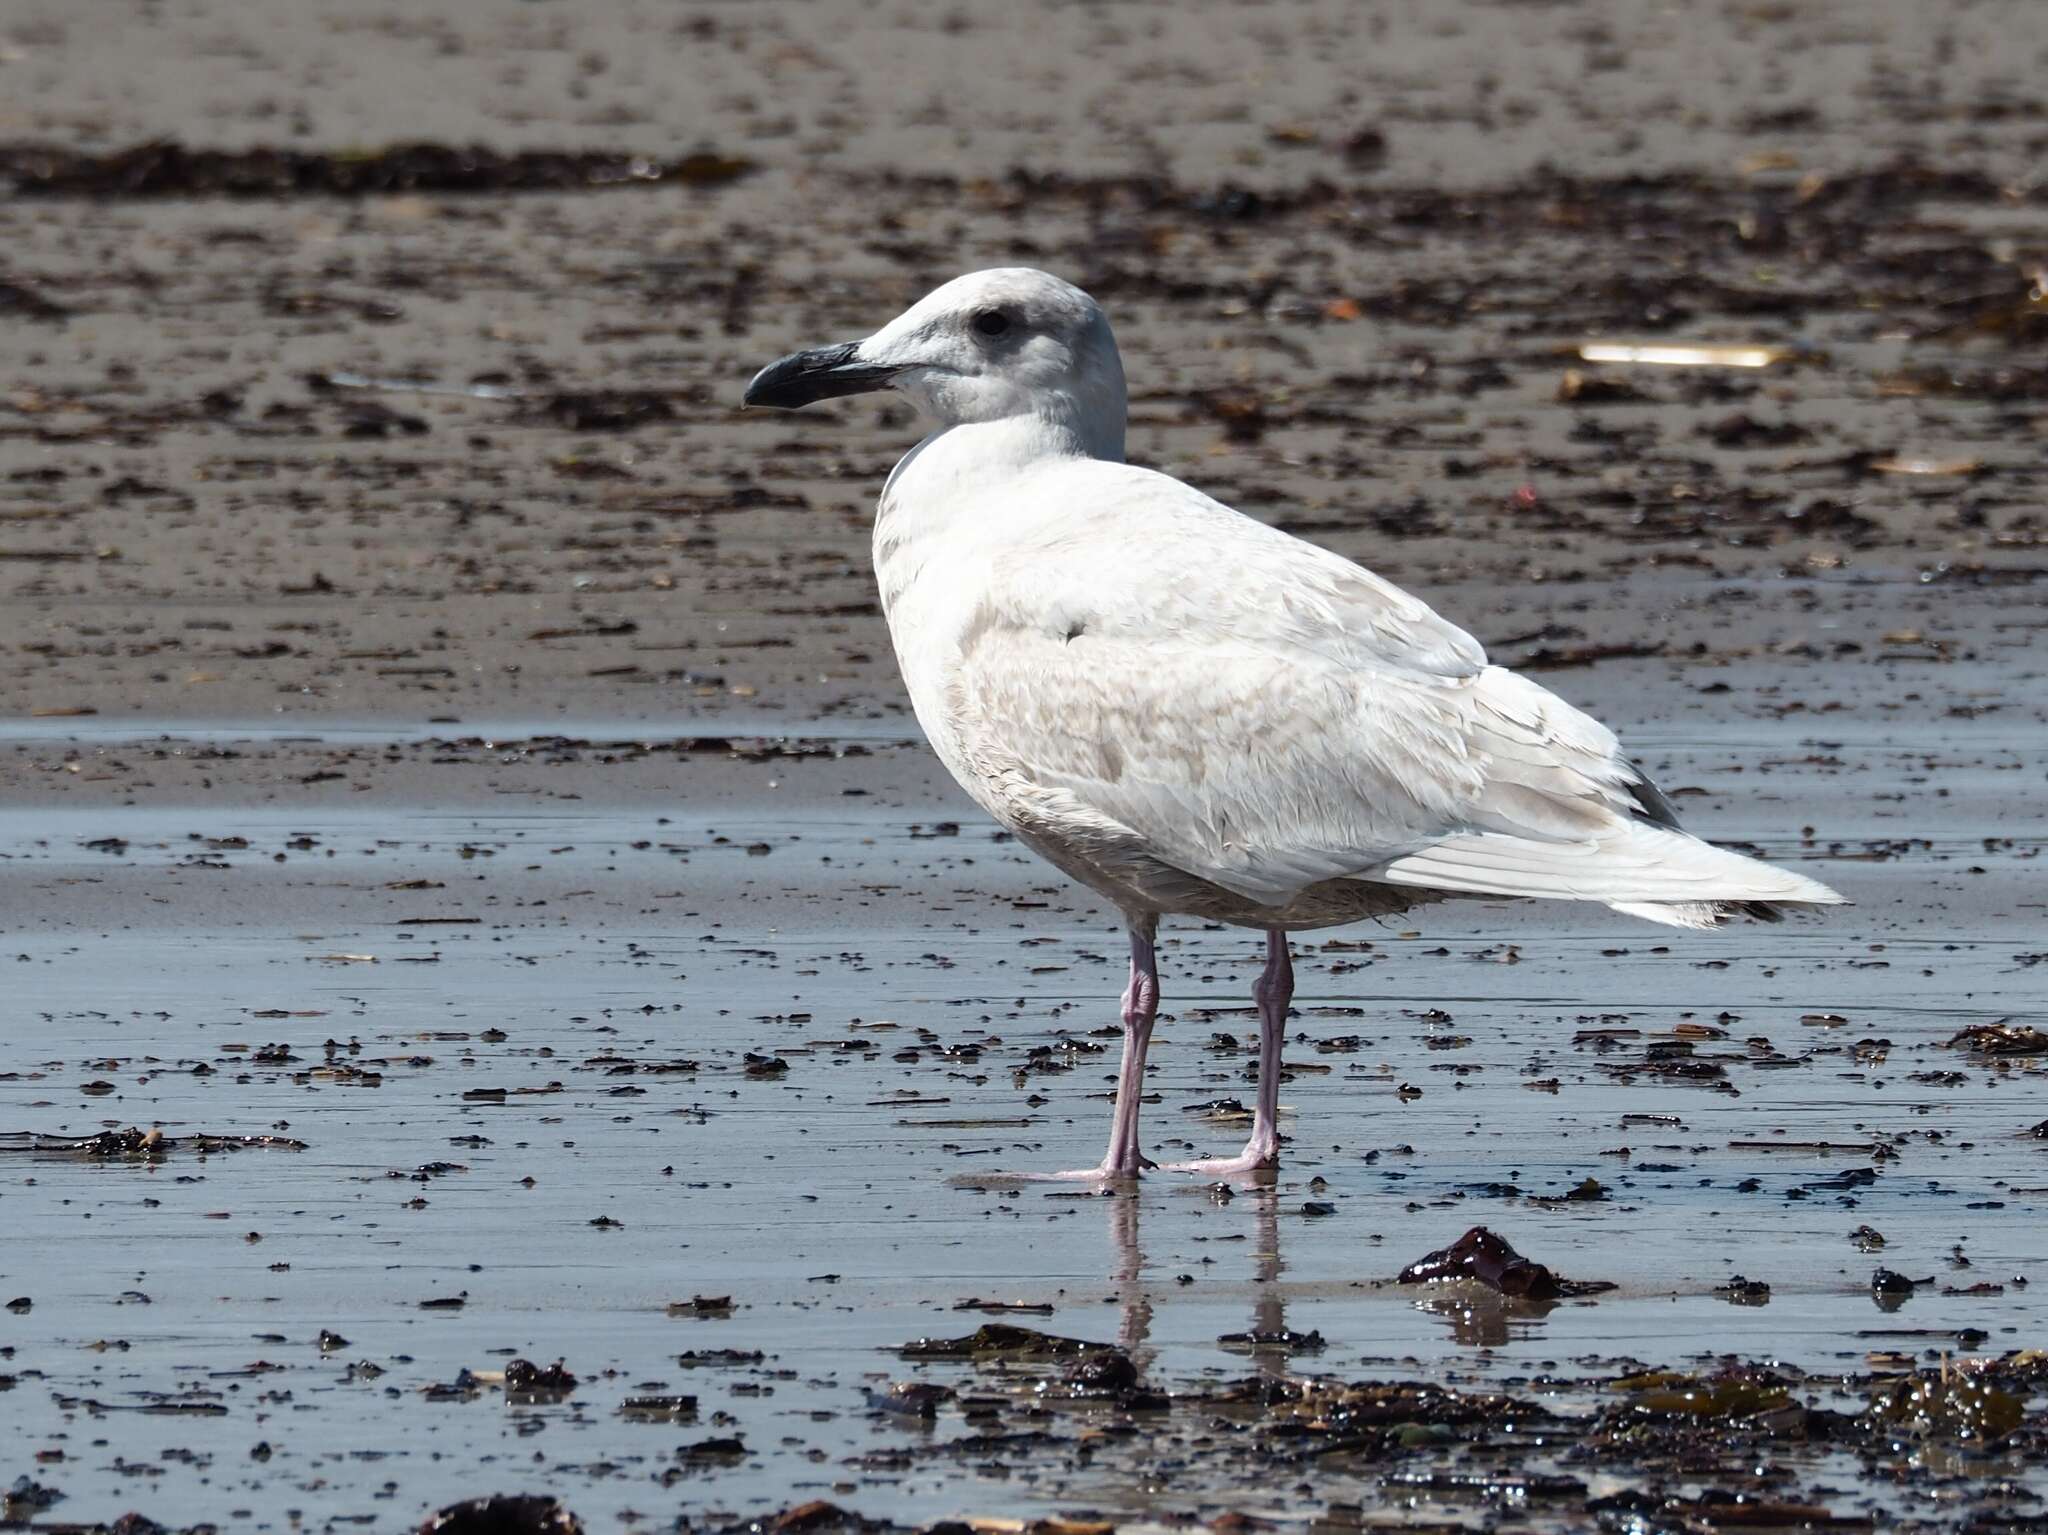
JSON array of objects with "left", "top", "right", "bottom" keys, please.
[
  {"left": 3, "top": 0, "right": 2047, "bottom": 1529},
  {"left": 2, "top": 718, "right": 2045, "bottom": 1529}
]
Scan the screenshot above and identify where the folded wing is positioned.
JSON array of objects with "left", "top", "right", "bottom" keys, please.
[{"left": 945, "top": 463, "right": 1843, "bottom": 926}]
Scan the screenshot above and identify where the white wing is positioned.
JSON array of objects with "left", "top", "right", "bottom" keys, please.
[{"left": 944, "top": 461, "right": 1842, "bottom": 924}]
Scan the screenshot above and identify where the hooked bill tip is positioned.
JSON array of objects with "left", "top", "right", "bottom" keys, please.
[{"left": 743, "top": 343, "right": 895, "bottom": 410}]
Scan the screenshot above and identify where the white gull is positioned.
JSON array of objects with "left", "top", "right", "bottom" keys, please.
[{"left": 744, "top": 267, "right": 1844, "bottom": 1180}]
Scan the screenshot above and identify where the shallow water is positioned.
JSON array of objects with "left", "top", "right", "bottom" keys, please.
[{"left": 2, "top": 718, "right": 2043, "bottom": 1529}]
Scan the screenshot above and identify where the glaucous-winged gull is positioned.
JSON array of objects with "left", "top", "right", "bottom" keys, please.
[{"left": 745, "top": 268, "right": 1843, "bottom": 1180}]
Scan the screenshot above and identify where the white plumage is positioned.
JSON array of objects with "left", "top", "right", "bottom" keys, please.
[{"left": 745, "top": 267, "right": 1844, "bottom": 1179}]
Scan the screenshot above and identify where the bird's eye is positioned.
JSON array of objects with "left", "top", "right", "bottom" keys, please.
[{"left": 971, "top": 309, "right": 1011, "bottom": 338}]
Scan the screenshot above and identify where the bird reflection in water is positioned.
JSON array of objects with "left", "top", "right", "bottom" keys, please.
[
  {"left": 1106, "top": 1187, "right": 1151, "bottom": 1362},
  {"left": 1240, "top": 1186, "right": 1291, "bottom": 1381},
  {"left": 1104, "top": 1179, "right": 1298, "bottom": 1383}
]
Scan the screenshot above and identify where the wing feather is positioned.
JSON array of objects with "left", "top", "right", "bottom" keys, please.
[{"left": 936, "top": 459, "right": 1841, "bottom": 917}]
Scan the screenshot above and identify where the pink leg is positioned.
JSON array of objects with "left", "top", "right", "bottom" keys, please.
[
  {"left": 1166, "top": 928, "right": 1288, "bottom": 1177},
  {"left": 981, "top": 919, "right": 1160, "bottom": 1183},
  {"left": 1098, "top": 925, "right": 1161, "bottom": 1176}
]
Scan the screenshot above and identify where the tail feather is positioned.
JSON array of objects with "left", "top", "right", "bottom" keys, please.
[
  {"left": 1606, "top": 897, "right": 1797, "bottom": 930},
  {"left": 1374, "top": 819, "right": 1846, "bottom": 928}
]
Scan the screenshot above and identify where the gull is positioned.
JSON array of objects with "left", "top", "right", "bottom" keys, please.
[{"left": 744, "top": 268, "right": 1845, "bottom": 1180}]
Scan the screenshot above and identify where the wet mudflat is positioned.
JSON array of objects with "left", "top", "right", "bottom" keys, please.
[
  {"left": 1, "top": 707, "right": 2044, "bottom": 1531},
  {"left": 5, "top": 0, "right": 2048, "bottom": 1527}
]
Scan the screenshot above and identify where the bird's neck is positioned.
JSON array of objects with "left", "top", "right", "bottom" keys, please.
[
  {"left": 880, "top": 410, "right": 1118, "bottom": 526},
  {"left": 871, "top": 414, "right": 1101, "bottom": 620}
]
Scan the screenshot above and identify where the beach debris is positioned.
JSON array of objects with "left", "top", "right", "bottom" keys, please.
[
  {"left": 865, "top": 1381, "right": 954, "bottom": 1418},
  {"left": 1608, "top": 1365, "right": 1793, "bottom": 1421},
  {"left": 3, "top": 1478, "right": 63, "bottom": 1516},
  {"left": 898, "top": 1323, "right": 1106, "bottom": 1360},
  {"left": 752, "top": 1505, "right": 897, "bottom": 1535},
  {"left": 951, "top": 1298, "right": 1055, "bottom": 1315},
  {"left": 1870, "top": 455, "right": 1983, "bottom": 477},
  {"left": 1182, "top": 1098, "right": 1251, "bottom": 1121},
  {"left": 417, "top": 1493, "right": 583, "bottom": 1534},
  {"left": 1217, "top": 1328, "right": 1326, "bottom": 1354},
  {"left": 0, "top": 1128, "right": 307, "bottom": 1158},
  {"left": 674, "top": 1348, "right": 764, "bottom": 1368},
  {"left": 668, "top": 1295, "right": 732, "bottom": 1317},
  {"left": 1715, "top": 1275, "right": 1773, "bottom": 1306},
  {"left": 1397, "top": 1226, "right": 1615, "bottom": 1299},
  {"left": 422, "top": 1369, "right": 486, "bottom": 1402},
  {"left": 1578, "top": 340, "right": 1785, "bottom": 368},
  {"left": 1065, "top": 1350, "right": 1139, "bottom": 1391},
  {"left": 502, "top": 1358, "right": 576, "bottom": 1399},
  {"left": 618, "top": 1395, "right": 698, "bottom": 1420},
  {"left": 0, "top": 140, "right": 754, "bottom": 199},
  {"left": 1865, "top": 1368, "right": 2024, "bottom": 1443},
  {"left": 1702, "top": 412, "right": 1811, "bottom": 449},
  {"left": 1557, "top": 369, "right": 1651, "bottom": 404},
  {"left": 1599, "top": 1494, "right": 1860, "bottom": 1527},
  {"left": 1207, "top": 1374, "right": 1543, "bottom": 1430},
  {"left": 1946, "top": 1022, "right": 2048, "bottom": 1055}
]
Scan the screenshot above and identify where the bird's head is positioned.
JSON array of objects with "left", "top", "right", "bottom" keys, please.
[{"left": 743, "top": 267, "right": 1126, "bottom": 458}]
